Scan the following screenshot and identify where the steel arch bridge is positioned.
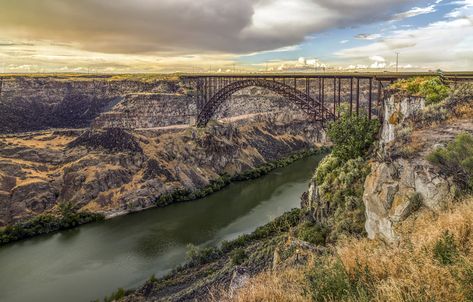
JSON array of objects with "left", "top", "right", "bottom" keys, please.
[
  {"left": 195, "top": 79, "right": 334, "bottom": 127},
  {"left": 184, "top": 72, "right": 473, "bottom": 128}
]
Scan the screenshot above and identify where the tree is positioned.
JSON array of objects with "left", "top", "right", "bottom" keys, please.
[{"left": 327, "top": 113, "right": 380, "bottom": 161}]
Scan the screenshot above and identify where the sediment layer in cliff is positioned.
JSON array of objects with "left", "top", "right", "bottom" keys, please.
[{"left": 0, "top": 116, "right": 324, "bottom": 227}]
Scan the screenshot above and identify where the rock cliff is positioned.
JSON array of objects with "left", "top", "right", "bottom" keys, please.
[
  {"left": 0, "top": 75, "right": 186, "bottom": 133},
  {"left": 363, "top": 88, "right": 473, "bottom": 243},
  {"left": 0, "top": 115, "right": 324, "bottom": 227}
]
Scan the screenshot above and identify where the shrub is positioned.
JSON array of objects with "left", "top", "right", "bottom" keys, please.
[
  {"left": 327, "top": 113, "right": 380, "bottom": 161},
  {"left": 186, "top": 244, "right": 222, "bottom": 265},
  {"left": 433, "top": 231, "right": 458, "bottom": 265},
  {"left": 230, "top": 248, "right": 248, "bottom": 266},
  {"left": 313, "top": 156, "right": 371, "bottom": 241},
  {"left": 391, "top": 76, "right": 450, "bottom": 105},
  {"left": 307, "top": 259, "right": 374, "bottom": 302},
  {"left": 427, "top": 132, "right": 473, "bottom": 192},
  {"left": 103, "top": 287, "right": 133, "bottom": 302},
  {"left": 148, "top": 274, "right": 158, "bottom": 283},
  {"left": 296, "top": 222, "right": 328, "bottom": 245}
]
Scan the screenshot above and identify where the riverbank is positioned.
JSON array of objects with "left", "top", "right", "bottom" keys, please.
[
  {"left": 0, "top": 147, "right": 328, "bottom": 246},
  {"left": 0, "top": 154, "right": 325, "bottom": 302},
  {"left": 0, "top": 115, "right": 326, "bottom": 228},
  {"left": 104, "top": 147, "right": 329, "bottom": 220}
]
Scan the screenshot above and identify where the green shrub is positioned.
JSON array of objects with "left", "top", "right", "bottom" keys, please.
[
  {"left": 186, "top": 244, "right": 222, "bottom": 265},
  {"left": 433, "top": 231, "right": 458, "bottom": 265},
  {"left": 315, "top": 155, "right": 342, "bottom": 184},
  {"left": 103, "top": 287, "right": 133, "bottom": 302},
  {"left": 230, "top": 248, "right": 248, "bottom": 265},
  {"left": 427, "top": 133, "right": 473, "bottom": 192},
  {"left": 307, "top": 259, "right": 374, "bottom": 302},
  {"left": 327, "top": 113, "right": 380, "bottom": 161},
  {"left": 391, "top": 76, "right": 450, "bottom": 105},
  {"left": 296, "top": 222, "right": 328, "bottom": 245},
  {"left": 313, "top": 156, "right": 371, "bottom": 241}
]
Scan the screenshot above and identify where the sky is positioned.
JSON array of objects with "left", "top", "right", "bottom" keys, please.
[{"left": 0, "top": 0, "right": 471, "bottom": 73}]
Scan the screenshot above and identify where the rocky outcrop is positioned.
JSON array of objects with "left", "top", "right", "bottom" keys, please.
[
  {"left": 363, "top": 158, "right": 454, "bottom": 243},
  {"left": 362, "top": 93, "right": 467, "bottom": 244},
  {"left": 0, "top": 75, "right": 186, "bottom": 134},
  {"left": 0, "top": 115, "right": 324, "bottom": 227},
  {"left": 92, "top": 93, "right": 192, "bottom": 129}
]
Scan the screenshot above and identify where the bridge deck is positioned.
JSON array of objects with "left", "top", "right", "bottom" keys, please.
[
  {"left": 185, "top": 71, "right": 473, "bottom": 127},
  {"left": 183, "top": 71, "right": 473, "bottom": 81}
]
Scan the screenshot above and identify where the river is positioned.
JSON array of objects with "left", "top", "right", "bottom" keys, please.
[{"left": 0, "top": 155, "right": 324, "bottom": 302}]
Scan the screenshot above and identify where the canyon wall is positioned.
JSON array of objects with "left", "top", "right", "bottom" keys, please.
[
  {"left": 364, "top": 90, "right": 473, "bottom": 243},
  {"left": 0, "top": 75, "right": 185, "bottom": 133},
  {"left": 1, "top": 74, "right": 383, "bottom": 227},
  {"left": 0, "top": 112, "right": 325, "bottom": 227},
  {"left": 0, "top": 75, "right": 305, "bottom": 133}
]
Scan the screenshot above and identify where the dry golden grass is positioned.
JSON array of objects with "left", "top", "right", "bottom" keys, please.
[
  {"left": 337, "top": 199, "right": 473, "bottom": 302},
  {"left": 454, "top": 102, "right": 473, "bottom": 119},
  {"left": 3, "top": 133, "right": 75, "bottom": 150},
  {"left": 225, "top": 197, "right": 473, "bottom": 302},
  {"left": 215, "top": 268, "right": 311, "bottom": 302}
]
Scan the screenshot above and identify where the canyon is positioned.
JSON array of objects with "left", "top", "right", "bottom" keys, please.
[
  {"left": 1, "top": 74, "right": 472, "bottom": 302},
  {"left": 0, "top": 75, "right": 324, "bottom": 227}
]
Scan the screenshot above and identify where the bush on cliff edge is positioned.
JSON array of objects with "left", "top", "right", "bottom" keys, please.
[
  {"left": 304, "top": 113, "right": 378, "bottom": 241},
  {"left": 427, "top": 132, "right": 473, "bottom": 193},
  {"left": 327, "top": 113, "right": 380, "bottom": 161},
  {"left": 391, "top": 76, "right": 450, "bottom": 105}
]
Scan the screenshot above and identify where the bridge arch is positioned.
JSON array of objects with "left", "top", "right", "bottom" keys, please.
[{"left": 196, "top": 79, "right": 334, "bottom": 127}]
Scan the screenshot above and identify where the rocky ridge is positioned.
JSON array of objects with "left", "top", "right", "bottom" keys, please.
[
  {"left": 0, "top": 115, "right": 325, "bottom": 227},
  {"left": 363, "top": 89, "right": 473, "bottom": 243}
]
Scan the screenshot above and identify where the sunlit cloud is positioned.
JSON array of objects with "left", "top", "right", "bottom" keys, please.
[
  {"left": 335, "top": 3, "right": 473, "bottom": 70},
  {"left": 0, "top": 0, "right": 470, "bottom": 72},
  {"left": 391, "top": 4, "right": 436, "bottom": 21}
]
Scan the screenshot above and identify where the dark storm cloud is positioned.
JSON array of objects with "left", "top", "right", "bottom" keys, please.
[{"left": 0, "top": 0, "right": 418, "bottom": 54}]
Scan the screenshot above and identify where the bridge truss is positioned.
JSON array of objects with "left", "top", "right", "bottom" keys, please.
[{"left": 184, "top": 72, "right": 473, "bottom": 127}]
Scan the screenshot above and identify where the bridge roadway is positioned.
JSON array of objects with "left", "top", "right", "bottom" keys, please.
[{"left": 182, "top": 71, "right": 473, "bottom": 127}]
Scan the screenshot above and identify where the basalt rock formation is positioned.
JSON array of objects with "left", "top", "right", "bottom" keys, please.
[
  {"left": 0, "top": 75, "right": 329, "bottom": 227},
  {"left": 363, "top": 89, "right": 473, "bottom": 243}
]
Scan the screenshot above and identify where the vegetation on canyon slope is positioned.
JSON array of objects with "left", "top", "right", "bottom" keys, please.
[
  {"left": 390, "top": 76, "right": 450, "bottom": 105},
  {"left": 326, "top": 111, "right": 380, "bottom": 161},
  {"left": 225, "top": 197, "right": 473, "bottom": 302},
  {"left": 155, "top": 148, "right": 328, "bottom": 208},
  {"left": 0, "top": 203, "right": 104, "bottom": 245},
  {"left": 218, "top": 80, "right": 473, "bottom": 301},
  {"left": 305, "top": 112, "right": 379, "bottom": 242},
  {"left": 219, "top": 82, "right": 473, "bottom": 302},
  {"left": 428, "top": 132, "right": 473, "bottom": 193}
]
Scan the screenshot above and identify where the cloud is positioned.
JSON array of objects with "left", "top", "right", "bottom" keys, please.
[
  {"left": 355, "top": 33, "right": 382, "bottom": 40},
  {"left": 0, "top": 0, "right": 416, "bottom": 55},
  {"left": 392, "top": 5, "right": 436, "bottom": 21},
  {"left": 370, "top": 55, "right": 386, "bottom": 62},
  {"left": 335, "top": 4, "right": 473, "bottom": 70}
]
